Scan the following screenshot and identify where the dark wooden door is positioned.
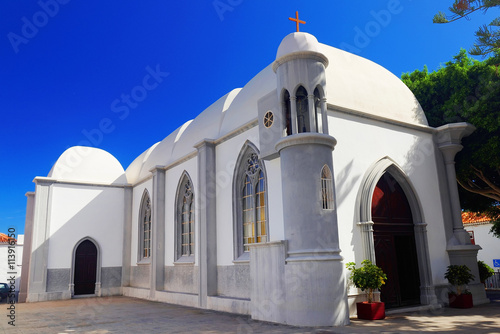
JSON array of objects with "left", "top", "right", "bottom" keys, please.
[
  {"left": 74, "top": 240, "right": 97, "bottom": 295},
  {"left": 372, "top": 173, "right": 420, "bottom": 308}
]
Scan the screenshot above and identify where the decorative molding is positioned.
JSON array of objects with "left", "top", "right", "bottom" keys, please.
[
  {"left": 354, "top": 157, "right": 437, "bottom": 306},
  {"left": 328, "top": 103, "right": 434, "bottom": 134},
  {"left": 275, "top": 132, "right": 337, "bottom": 152},
  {"left": 33, "top": 176, "right": 131, "bottom": 189},
  {"left": 273, "top": 51, "right": 329, "bottom": 72}
]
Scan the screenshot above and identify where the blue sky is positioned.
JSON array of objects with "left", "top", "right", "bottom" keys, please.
[{"left": 0, "top": 0, "right": 497, "bottom": 235}]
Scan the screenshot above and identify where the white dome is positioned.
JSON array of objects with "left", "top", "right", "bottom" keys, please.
[
  {"left": 276, "top": 32, "right": 322, "bottom": 59},
  {"left": 48, "top": 146, "right": 127, "bottom": 184},
  {"left": 125, "top": 34, "right": 428, "bottom": 184}
]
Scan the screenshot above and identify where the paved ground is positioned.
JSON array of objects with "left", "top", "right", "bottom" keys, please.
[{"left": 1, "top": 291, "right": 499, "bottom": 334}]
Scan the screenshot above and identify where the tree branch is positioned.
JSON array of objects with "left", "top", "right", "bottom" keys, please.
[
  {"left": 458, "top": 179, "right": 500, "bottom": 201},
  {"left": 471, "top": 165, "right": 500, "bottom": 194}
]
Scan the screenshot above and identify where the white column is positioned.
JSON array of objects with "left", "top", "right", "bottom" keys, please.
[
  {"left": 436, "top": 122, "right": 489, "bottom": 305},
  {"left": 436, "top": 123, "right": 475, "bottom": 244},
  {"left": 19, "top": 192, "right": 35, "bottom": 303},
  {"left": 150, "top": 167, "right": 166, "bottom": 297},
  {"left": 194, "top": 139, "right": 218, "bottom": 308},
  {"left": 357, "top": 221, "right": 375, "bottom": 263},
  {"left": 321, "top": 98, "right": 329, "bottom": 134},
  {"left": 121, "top": 186, "right": 133, "bottom": 288},
  {"left": 27, "top": 178, "right": 53, "bottom": 301}
]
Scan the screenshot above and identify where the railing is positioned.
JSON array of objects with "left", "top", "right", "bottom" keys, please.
[{"left": 485, "top": 272, "right": 500, "bottom": 289}]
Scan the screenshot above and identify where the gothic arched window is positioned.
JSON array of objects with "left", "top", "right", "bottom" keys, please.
[
  {"left": 296, "top": 86, "right": 310, "bottom": 133},
  {"left": 314, "top": 87, "right": 322, "bottom": 133},
  {"left": 139, "top": 190, "right": 151, "bottom": 262},
  {"left": 283, "top": 89, "right": 292, "bottom": 136},
  {"left": 321, "top": 165, "right": 334, "bottom": 210},
  {"left": 233, "top": 144, "right": 268, "bottom": 258},
  {"left": 176, "top": 173, "right": 195, "bottom": 260}
]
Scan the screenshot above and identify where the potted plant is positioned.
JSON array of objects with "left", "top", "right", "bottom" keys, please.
[
  {"left": 346, "top": 260, "right": 387, "bottom": 320},
  {"left": 444, "top": 264, "right": 475, "bottom": 308},
  {"left": 478, "top": 260, "right": 494, "bottom": 286}
]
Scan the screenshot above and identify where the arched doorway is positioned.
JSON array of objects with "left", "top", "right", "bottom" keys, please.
[
  {"left": 74, "top": 240, "right": 98, "bottom": 295},
  {"left": 372, "top": 172, "right": 420, "bottom": 308}
]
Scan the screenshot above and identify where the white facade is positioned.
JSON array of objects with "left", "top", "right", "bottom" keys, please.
[
  {"left": 465, "top": 221, "right": 500, "bottom": 271},
  {"left": 21, "top": 32, "right": 488, "bottom": 326}
]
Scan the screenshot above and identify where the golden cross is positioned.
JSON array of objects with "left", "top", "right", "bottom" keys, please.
[{"left": 289, "top": 11, "right": 306, "bottom": 32}]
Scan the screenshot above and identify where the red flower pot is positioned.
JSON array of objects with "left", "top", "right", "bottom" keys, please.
[
  {"left": 356, "top": 301, "right": 385, "bottom": 320},
  {"left": 449, "top": 293, "right": 473, "bottom": 308}
]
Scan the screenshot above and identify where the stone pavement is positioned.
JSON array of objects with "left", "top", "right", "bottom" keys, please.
[{"left": 1, "top": 291, "right": 499, "bottom": 334}]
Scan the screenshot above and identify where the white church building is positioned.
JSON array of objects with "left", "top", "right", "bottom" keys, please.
[{"left": 20, "top": 32, "right": 489, "bottom": 327}]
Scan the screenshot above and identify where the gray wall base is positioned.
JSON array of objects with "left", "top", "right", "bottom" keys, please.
[
  {"left": 250, "top": 240, "right": 350, "bottom": 327},
  {"left": 448, "top": 245, "right": 489, "bottom": 305},
  {"left": 27, "top": 291, "right": 71, "bottom": 302},
  {"left": 217, "top": 265, "right": 250, "bottom": 299},
  {"left": 207, "top": 296, "right": 250, "bottom": 315},
  {"left": 123, "top": 287, "right": 199, "bottom": 308},
  {"left": 164, "top": 266, "right": 199, "bottom": 294},
  {"left": 130, "top": 265, "right": 150, "bottom": 289}
]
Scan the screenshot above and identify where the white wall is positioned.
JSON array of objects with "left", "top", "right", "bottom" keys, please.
[
  {"left": 466, "top": 223, "right": 500, "bottom": 270},
  {"left": 47, "top": 184, "right": 125, "bottom": 269},
  {"left": 330, "top": 111, "right": 450, "bottom": 286}
]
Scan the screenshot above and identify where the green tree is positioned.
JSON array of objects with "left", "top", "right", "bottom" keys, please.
[
  {"left": 402, "top": 49, "right": 500, "bottom": 236},
  {"left": 433, "top": 0, "right": 500, "bottom": 56}
]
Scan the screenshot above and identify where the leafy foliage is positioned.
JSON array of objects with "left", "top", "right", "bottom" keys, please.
[
  {"left": 444, "top": 264, "right": 475, "bottom": 295},
  {"left": 346, "top": 260, "right": 387, "bottom": 303},
  {"left": 433, "top": 0, "right": 500, "bottom": 56},
  {"left": 478, "top": 260, "right": 495, "bottom": 282},
  {"left": 491, "top": 215, "right": 500, "bottom": 237},
  {"left": 402, "top": 50, "right": 500, "bottom": 235}
]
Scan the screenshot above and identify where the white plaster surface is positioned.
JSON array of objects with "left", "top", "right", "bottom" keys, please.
[
  {"left": 466, "top": 223, "right": 500, "bottom": 270},
  {"left": 330, "top": 112, "right": 449, "bottom": 288},
  {"left": 48, "top": 147, "right": 127, "bottom": 184},
  {"left": 276, "top": 32, "right": 322, "bottom": 59},
  {"left": 47, "top": 184, "right": 124, "bottom": 268}
]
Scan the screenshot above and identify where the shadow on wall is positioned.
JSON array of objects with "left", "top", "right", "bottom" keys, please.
[
  {"left": 25, "top": 175, "right": 127, "bottom": 300},
  {"left": 335, "top": 160, "right": 360, "bottom": 209}
]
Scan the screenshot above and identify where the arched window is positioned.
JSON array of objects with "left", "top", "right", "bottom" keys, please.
[
  {"left": 139, "top": 190, "right": 151, "bottom": 262},
  {"left": 176, "top": 173, "right": 195, "bottom": 260},
  {"left": 283, "top": 89, "right": 292, "bottom": 136},
  {"left": 314, "top": 87, "right": 322, "bottom": 133},
  {"left": 296, "top": 86, "right": 310, "bottom": 133},
  {"left": 233, "top": 144, "right": 268, "bottom": 258},
  {"left": 321, "top": 165, "right": 334, "bottom": 210}
]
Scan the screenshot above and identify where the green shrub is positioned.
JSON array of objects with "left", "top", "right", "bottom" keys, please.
[
  {"left": 444, "top": 265, "right": 475, "bottom": 295},
  {"left": 346, "top": 260, "right": 387, "bottom": 303},
  {"left": 478, "top": 261, "right": 494, "bottom": 283}
]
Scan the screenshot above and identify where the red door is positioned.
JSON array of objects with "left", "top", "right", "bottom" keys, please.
[
  {"left": 74, "top": 240, "right": 97, "bottom": 295},
  {"left": 372, "top": 173, "right": 420, "bottom": 308}
]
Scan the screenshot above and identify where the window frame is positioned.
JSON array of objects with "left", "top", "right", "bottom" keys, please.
[
  {"left": 175, "top": 172, "right": 195, "bottom": 263},
  {"left": 137, "top": 189, "right": 152, "bottom": 264},
  {"left": 321, "top": 164, "right": 335, "bottom": 210},
  {"left": 233, "top": 143, "right": 269, "bottom": 260}
]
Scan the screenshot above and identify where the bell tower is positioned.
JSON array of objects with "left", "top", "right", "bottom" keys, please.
[{"left": 255, "top": 30, "right": 349, "bottom": 326}]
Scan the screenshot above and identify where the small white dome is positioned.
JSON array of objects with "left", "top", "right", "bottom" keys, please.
[
  {"left": 48, "top": 146, "right": 127, "bottom": 184},
  {"left": 276, "top": 32, "right": 321, "bottom": 59}
]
